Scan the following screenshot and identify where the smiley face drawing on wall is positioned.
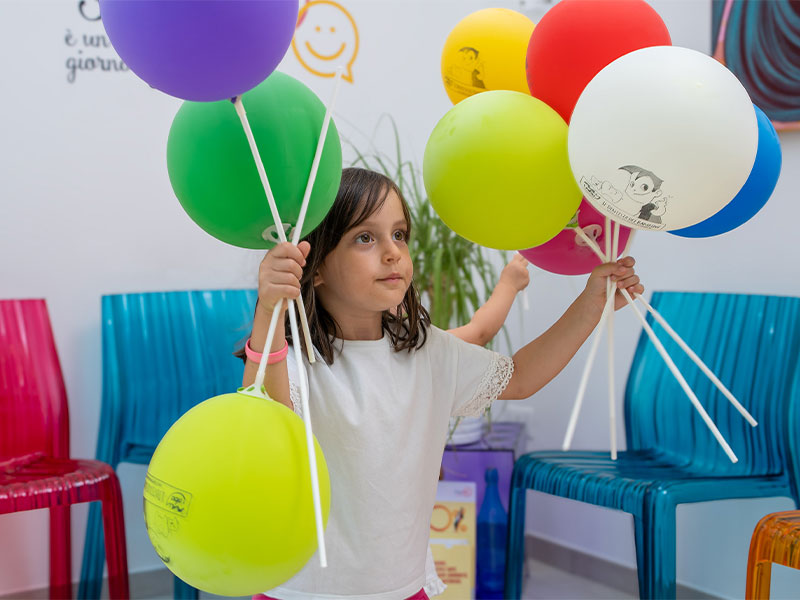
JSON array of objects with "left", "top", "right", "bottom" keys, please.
[
  {"left": 582, "top": 164, "right": 671, "bottom": 227},
  {"left": 292, "top": 0, "right": 359, "bottom": 83}
]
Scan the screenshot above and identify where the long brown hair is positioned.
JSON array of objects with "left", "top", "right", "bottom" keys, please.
[{"left": 236, "top": 167, "right": 430, "bottom": 365}]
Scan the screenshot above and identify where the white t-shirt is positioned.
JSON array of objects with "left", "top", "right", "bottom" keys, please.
[{"left": 268, "top": 325, "right": 514, "bottom": 600}]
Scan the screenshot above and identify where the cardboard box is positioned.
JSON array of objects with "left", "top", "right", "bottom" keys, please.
[{"left": 429, "top": 481, "right": 476, "bottom": 599}]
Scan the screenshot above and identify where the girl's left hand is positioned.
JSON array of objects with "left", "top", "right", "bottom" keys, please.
[
  {"left": 499, "top": 254, "right": 531, "bottom": 292},
  {"left": 581, "top": 256, "right": 644, "bottom": 315}
]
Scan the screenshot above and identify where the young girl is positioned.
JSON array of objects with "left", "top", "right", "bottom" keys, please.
[{"left": 241, "top": 167, "right": 642, "bottom": 600}]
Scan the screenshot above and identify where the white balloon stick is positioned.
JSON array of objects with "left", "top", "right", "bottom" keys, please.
[
  {"left": 292, "top": 67, "right": 343, "bottom": 246},
  {"left": 608, "top": 220, "right": 620, "bottom": 460},
  {"left": 563, "top": 222, "right": 614, "bottom": 454},
  {"left": 607, "top": 226, "right": 754, "bottom": 427},
  {"left": 254, "top": 300, "right": 285, "bottom": 393},
  {"left": 563, "top": 288, "right": 613, "bottom": 451},
  {"left": 574, "top": 226, "right": 738, "bottom": 463},
  {"left": 622, "top": 229, "right": 636, "bottom": 258},
  {"left": 634, "top": 293, "right": 757, "bottom": 427},
  {"left": 620, "top": 287, "right": 738, "bottom": 463},
  {"left": 234, "top": 97, "right": 328, "bottom": 567},
  {"left": 606, "top": 283, "right": 617, "bottom": 460},
  {"left": 292, "top": 67, "right": 344, "bottom": 365}
]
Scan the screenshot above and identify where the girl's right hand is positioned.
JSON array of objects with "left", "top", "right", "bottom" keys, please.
[{"left": 257, "top": 241, "right": 311, "bottom": 314}]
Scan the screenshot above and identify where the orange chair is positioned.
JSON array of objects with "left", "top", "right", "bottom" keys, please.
[{"left": 746, "top": 510, "right": 800, "bottom": 599}]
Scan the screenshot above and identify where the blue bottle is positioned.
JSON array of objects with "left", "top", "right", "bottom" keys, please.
[{"left": 476, "top": 468, "right": 507, "bottom": 599}]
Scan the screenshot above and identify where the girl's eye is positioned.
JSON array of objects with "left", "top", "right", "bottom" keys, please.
[
  {"left": 393, "top": 230, "right": 408, "bottom": 242},
  {"left": 356, "top": 233, "right": 373, "bottom": 244}
]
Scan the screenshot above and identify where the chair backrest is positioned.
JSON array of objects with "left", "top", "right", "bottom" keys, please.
[
  {"left": 100, "top": 289, "right": 257, "bottom": 463},
  {"left": 0, "top": 299, "right": 70, "bottom": 461},
  {"left": 625, "top": 291, "right": 800, "bottom": 478}
]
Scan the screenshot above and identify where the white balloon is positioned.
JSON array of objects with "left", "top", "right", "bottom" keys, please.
[{"left": 568, "top": 46, "right": 758, "bottom": 232}]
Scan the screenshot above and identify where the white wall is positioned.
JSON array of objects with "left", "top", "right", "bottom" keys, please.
[{"left": 1, "top": 1, "right": 799, "bottom": 598}]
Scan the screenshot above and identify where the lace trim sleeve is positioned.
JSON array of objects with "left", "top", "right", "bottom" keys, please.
[
  {"left": 454, "top": 353, "right": 514, "bottom": 417},
  {"left": 289, "top": 379, "right": 302, "bottom": 416}
]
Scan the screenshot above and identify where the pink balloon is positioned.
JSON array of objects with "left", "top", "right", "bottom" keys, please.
[{"left": 519, "top": 199, "right": 632, "bottom": 275}]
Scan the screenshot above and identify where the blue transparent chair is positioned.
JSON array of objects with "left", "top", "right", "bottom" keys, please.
[
  {"left": 505, "top": 292, "right": 800, "bottom": 599},
  {"left": 78, "top": 289, "right": 257, "bottom": 600}
]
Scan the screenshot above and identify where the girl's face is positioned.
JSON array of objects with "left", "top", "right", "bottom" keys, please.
[{"left": 314, "top": 189, "right": 413, "bottom": 328}]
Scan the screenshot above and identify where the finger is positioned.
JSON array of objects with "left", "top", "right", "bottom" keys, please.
[
  {"left": 269, "top": 241, "right": 295, "bottom": 257},
  {"left": 284, "top": 243, "right": 307, "bottom": 267},
  {"left": 615, "top": 256, "right": 635, "bottom": 268},
  {"left": 272, "top": 258, "right": 303, "bottom": 279},
  {"left": 267, "top": 271, "right": 303, "bottom": 288},
  {"left": 610, "top": 264, "right": 635, "bottom": 280},
  {"left": 615, "top": 274, "right": 640, "bottom": 289},
  {"left": 274, "top": 284, "right": 301, "bottom": 300},
  {"left": 297, "top": 240, "right": 311, "bottom": 260},
  {"left": 592, "top": 262, "right": 621, "bottom": 278},
  {"left": 627, "top": 283, "right": 645, "bottom": 296},
  {"left": 270, "top": 242, "right": 307, "bottom": 267}
]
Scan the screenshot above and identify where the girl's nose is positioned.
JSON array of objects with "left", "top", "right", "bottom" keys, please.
[{"left": 382, "top": 240, "right": 401, "bottom": 262}]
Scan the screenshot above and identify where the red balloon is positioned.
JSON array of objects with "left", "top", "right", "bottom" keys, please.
[
  {"left": 519, "top": 199, "right": 632, "bottom": 276},
  {"left": 526, "top": 0, "right": 671, "bottom": 122}
]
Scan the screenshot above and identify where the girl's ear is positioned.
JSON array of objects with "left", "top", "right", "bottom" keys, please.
[{"left": 313, "top": 271, "right": 324, "bottom": 287}]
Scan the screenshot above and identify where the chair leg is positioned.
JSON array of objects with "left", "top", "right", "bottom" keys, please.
[
  {"left": 633, "top": 496, "right": 677, "bottom": 600},
  {"left": 633, "top": 515, "right": 646, "bottom": 598},
  {"left": 174, "top": 576, "right": 200, "bottom": 599},
  {"left": 78, "top": 502, "right": 106, "bottom": 600},
  {"left": 745, "top": 513, "right": 779, "bottom": 600},
  {"left": 746, "top": 561, "right": 772, "bottom": 600},
  {"left": 100, "top": 478, "right": 130, "bottom": 600},
  {"left": 49, "top": 505, "right": 72, "bottom": 599},
  {"left": 504, "top": 486, "right": 528, "bottom": 600}
]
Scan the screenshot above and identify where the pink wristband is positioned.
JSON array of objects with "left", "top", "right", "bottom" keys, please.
[{"left": 245, "top": 339, "right": 289, "bottom": 364}]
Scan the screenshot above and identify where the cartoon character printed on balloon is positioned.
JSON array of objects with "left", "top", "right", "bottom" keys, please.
[
  {"left": 443, "top": 46, "right": 487, "bottom": 99},
  {"left": 581, "top": 165, "right": 672, "bottom": 230},
  {"left": 143, "top": 506, "right": 179, "bottom": 563},
  {"left": 166, "top": 492, "right": 188, "bottom": 515},
  {"left": 292, "top": 0, "right": 359, "bottom": 83}
]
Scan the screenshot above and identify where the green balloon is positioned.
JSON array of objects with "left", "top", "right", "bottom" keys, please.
[
  {"left": 167, "top": 72, "right": 342, "bottom": 249},
  {"left": 423, "top": 90, "right": 581, "bottom": 250}
]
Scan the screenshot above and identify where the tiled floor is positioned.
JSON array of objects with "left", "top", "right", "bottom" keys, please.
[
  {"left": 132, "top": 560, "right": 634, "bottom": 599},
  {"left": 522, "top": 559, "right": 636, "bottom": 599},
  {"left": 0, "top": 561, "right": 633, "bottom": 600}
]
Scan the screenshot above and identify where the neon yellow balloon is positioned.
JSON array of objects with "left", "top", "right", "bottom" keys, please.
[
  {"left": 423, "top": 90, "right": 582, "bottom": 251},
  {"left": 143, "top": 392, "right": 330, "bottom": 597},
  {"left": 441, "top": 8, "right": 535, "bottom": 104}
]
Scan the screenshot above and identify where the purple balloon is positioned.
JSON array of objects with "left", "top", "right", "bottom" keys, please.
[{"left": 99, "top": 0, "right": 299, "bottom": 102}]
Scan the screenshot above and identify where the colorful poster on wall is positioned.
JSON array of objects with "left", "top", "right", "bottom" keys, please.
[
  {"left": 712, "top": 0, "right": 800, "bottom": 130},
  {"left": 430, "top": 481, "right": 476, "bottom": 600}
]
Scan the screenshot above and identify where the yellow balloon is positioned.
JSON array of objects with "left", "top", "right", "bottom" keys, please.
[
  {"left": 423, "top": 90, "right": 582, "bottom": 251},
  {"left": 441, "top": 8, "right": 535, "bottom": 105},
  {"left": 143, "top": 392, "right": 330, "bottom": 597}
]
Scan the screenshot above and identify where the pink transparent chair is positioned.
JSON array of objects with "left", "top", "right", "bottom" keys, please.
[{"left": 0, "top": 299, "right": 129, "bottom": 599}]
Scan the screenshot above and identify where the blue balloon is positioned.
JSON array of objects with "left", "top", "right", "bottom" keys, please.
[{"left": 670, "top": 105, "right": 781, "bottom": 238}]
